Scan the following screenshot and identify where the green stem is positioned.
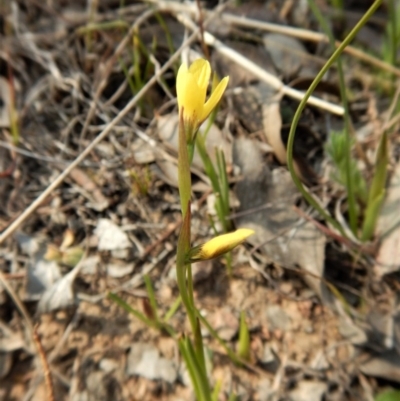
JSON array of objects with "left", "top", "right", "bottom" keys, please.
[
  {"left": 177, "top": 115, "right": 209, "bottom": 393},
  {"left": 286, "top": 0, "right": 383, "bottom": 238},
  {"left": 178, "top": 117, "right": 192, "bottom": 217}
]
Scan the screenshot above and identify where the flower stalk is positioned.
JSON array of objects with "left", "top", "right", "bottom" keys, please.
[{"left": 175, "top": 58, "right": 253, "bottom": 400}]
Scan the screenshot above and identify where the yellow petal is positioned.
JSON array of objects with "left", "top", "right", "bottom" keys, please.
[
  {"left": 176, "top": 58, "right": 229, "bottom": 128},
  {"left": 177, "top": 60, "right": 209, "bottom": 123},
  {"left": 188, "top": 74, "right": 206, "bottom": 116},
  {"left": 188, "top": 228, "right": 254, "bottom": 262},
  {"left": 200, "top": 76, "right": 229, "bottom": 123},
  {"left": 189, "top": 59, "right": 211, "bottom": 92},
  {"left": 176, "top": 63, "right": 191, "bottom": 111}
]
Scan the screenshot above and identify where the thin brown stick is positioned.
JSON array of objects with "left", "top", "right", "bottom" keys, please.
[
  {"left": 292, "top": 205, "right": 375, "bottom": 256},
  {"left": 292, "top": 205, "right": 355, "bottom": 248},
  {"left": 141, "top": 219, "right": 181, "bottom": 259},
  {"left": 33, "top": 325, "right": 55, "bottom": 401},
  {"left": 195, "top": 0, "right": 210, "bottom": 62}
]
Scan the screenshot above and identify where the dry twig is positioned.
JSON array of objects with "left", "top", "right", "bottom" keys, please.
[{"left": 33, "top": 325, "right": 55, "bottom": 401}]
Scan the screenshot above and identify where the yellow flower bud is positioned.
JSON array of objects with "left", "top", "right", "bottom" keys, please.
[
  {"left": 187, "top": 228, "right": 254, "bottom": 262},
  {"left": 176, "top": 58, "right": 229, "bottom": 130}
]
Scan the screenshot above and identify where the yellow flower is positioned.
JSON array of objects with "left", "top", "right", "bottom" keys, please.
[
  {"left": 187, "top": 228, "right": 254, "bottom": 262},
  {"left": 176, "top": 58, "right": 229, "bottom": 128}
]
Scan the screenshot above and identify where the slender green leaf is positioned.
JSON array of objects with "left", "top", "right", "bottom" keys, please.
[
  {"left": 154, "top": 12, "right": 176, "bottom": 59},
  {"left": 361, "top": 131, "right": 388, "bottom": 241},
  {"left": 212, "top": 379, "right": 222, "bottom": 401},
  {"left": 196, "top": 135, "right": 220, "bottom": 191},
  {"left": 326, "top": 130, "right": 367, "bottom": 204},
  {"left": 228, "top": 394, "right": 238, "bottom": 401},
  {"left": 361, "top": 191, "right": 385, "bottom": 241},
  {"left": 286, "top": 0, "right": 383, "bottom": 239},
  {"left": 193, "top": 317, "right": 207, "bottom": 381},
  {"left": 368, "top": 131, "right": 388, "bottom": 205},
  {"left": 76, "top": 20, "right": 129, "bottom": 35},
  {"left": 375, "top": 389, "right": 400, "bottom": 401},
  {"left": 143, "top": 275, "right": 159, "bottom": 323},
  {"left": 133, "top": 38, "right": 141, "bottom": 86},
  {"left": 178, "top": 337, "right": 205, "bottom": 401},
  {"left": 164, "top": 296, "right": 181, "bottom": 323},
  {"left": 325, "top": 282, "right": 352, "bottom": 316},
  {"left": 196, "top": 309, "right": 241, "bottom": 365},
  {"left": 237, "top": 311, "right": 250, "bottom": 361},
  {"left": 108, "top": 292, "right": 155, "bottom": 328},
  {"left": 185, "top": 336, "right": 212, "bottom": 401},
  {"left": 119, "top": 57, "right": 136, "bottom": 95},
  {"left": 216, "top": 149, "right": 231, "bottom": 231}
]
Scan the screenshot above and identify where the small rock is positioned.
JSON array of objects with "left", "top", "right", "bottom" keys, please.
[
  {"left": 99, "top": 358, "right": 119, "bottom": 373},
  {"left": 289, "top": 381, "right": 327, "bottom": 401},
  {"left": 265, "top": 305, "right": 291, "bottom": 331},
  {"left": 95, "top": 219, "right": 131, "bottom": 251},
  {"left": 260, "top": 344, "right": 276, "bottom": 365},
  {"left": 80, "top": 255, "right": 100, "bottom": 275},
  {"left": 126, "top": 343, "right": 177, "bottom": 384},
  {"left": 263, "top": 33, "right": 312, "bottom": 78},
  {"left": 106, "top": 263, "right": 134, "bottom": 278}
]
